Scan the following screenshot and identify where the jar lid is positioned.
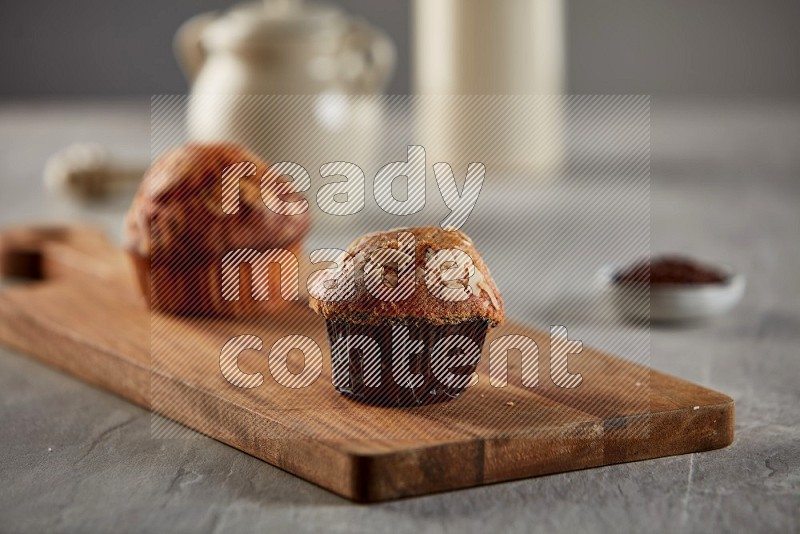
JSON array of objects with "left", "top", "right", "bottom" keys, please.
[{"left": 203, "top": 1, "right": 347, "bottom": 50}]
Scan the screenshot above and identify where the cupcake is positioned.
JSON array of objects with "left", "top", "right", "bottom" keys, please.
[
  {"left": 124, "top": 142, "right": 310, "bottom": 316},
  {"left": 310, "top": 226, "right": 504, "bottom": 406}
]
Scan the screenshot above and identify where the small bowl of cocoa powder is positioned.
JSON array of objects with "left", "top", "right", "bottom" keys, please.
[{"left": 606, "top": 256, "right": 745, "bottom": 322}]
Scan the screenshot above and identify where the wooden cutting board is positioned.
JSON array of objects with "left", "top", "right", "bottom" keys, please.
[{"left": 0, "top": 226, "right": 734, "bottom": 502}]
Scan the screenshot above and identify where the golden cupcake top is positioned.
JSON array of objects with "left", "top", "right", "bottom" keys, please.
[{"left": 310, "top": 226, "right": 504, "bottom": 326}]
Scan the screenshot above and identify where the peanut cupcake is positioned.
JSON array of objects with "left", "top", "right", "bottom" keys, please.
[
  {"left": 124, "top": 142, "right": 310, "bottom": 316},
  {"left": 310, "top": 226, "right": 504, "bottom": 406}
]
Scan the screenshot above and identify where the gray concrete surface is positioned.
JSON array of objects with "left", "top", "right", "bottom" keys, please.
[{"left": 0, "top": 99, "right": 798, "bottom": 533}]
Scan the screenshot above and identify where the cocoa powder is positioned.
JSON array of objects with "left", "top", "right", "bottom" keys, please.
[{"left": 614, "top": 256, "right": 726, "bottom": 285}]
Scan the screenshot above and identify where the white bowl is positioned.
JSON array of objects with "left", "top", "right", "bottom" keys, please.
[{"left": 602, "top": 263, "right": 746, "bottom": 322}]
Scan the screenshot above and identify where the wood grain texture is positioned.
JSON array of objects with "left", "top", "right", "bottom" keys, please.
[{"left": 0, "top": 226, "right": 734, "bottom": 502}]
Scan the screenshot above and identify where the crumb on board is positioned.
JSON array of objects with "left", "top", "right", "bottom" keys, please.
[
  {"left": 693, "top": 406, "right": 700, "bottom": 410},
  {"left": 505, "top": 401, "right": 515, "bottom": 407}
]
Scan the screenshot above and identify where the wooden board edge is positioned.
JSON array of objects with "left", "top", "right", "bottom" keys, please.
[
  {"left": 0, "top": 295, "right": 151, "bottom": 408},
  {"left": 347, "top": 399, "right": 735, "bottom": 502}
]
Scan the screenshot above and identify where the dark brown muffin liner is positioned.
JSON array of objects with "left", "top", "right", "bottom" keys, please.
[{"left": 326, "top": 319, "right": 488, "bottom": 407}]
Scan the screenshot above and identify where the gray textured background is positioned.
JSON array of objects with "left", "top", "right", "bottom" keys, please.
[{"left": 1, "top": 0, "right": 799, "bottom": 97}]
